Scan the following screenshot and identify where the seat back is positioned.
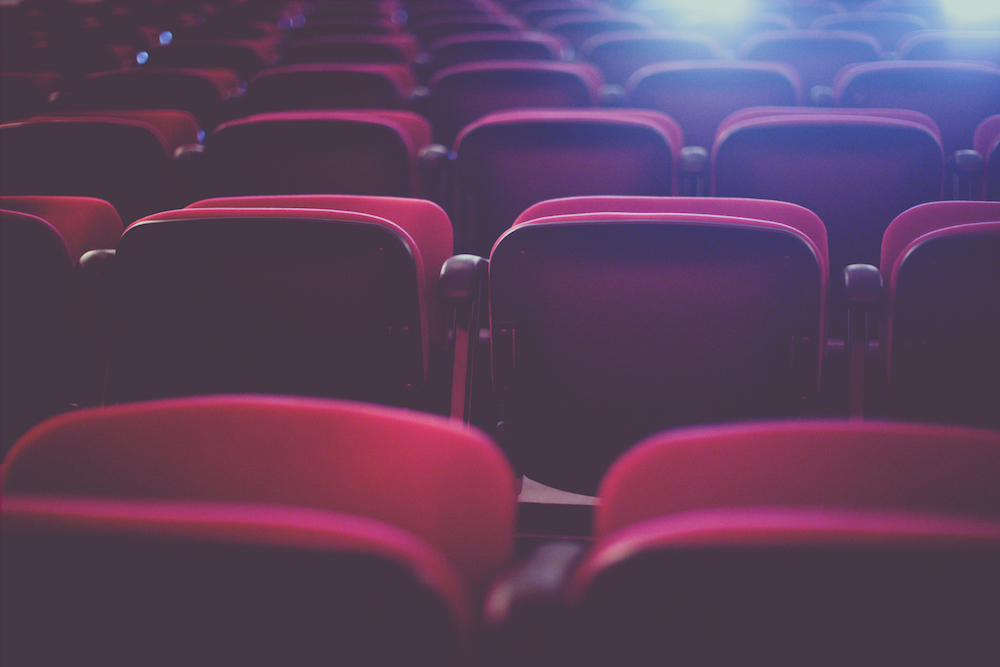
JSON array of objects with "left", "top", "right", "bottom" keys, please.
[
  {"left": 536, "top": 15, "right": 657, "bottom": 51},
  {"left": 0, "top": 210, "right": 73, "bottom": 456},
  {"left": 489, "top": 197, "right": 826, "bottom": 494},
  {"left": 899, "top": 30, "right": 1000, "bottom": 67},
  {"left": 596, "top": 420, "right": 1000, "bottom": 539},
  {"left": 427, "top": 61, "right": 601, "bottom": 146},
  {"left": 425, "top": 32, "right": 566, "bottom": 74},
  {"left": 578, "top": 31, "right": 723, "bottom": 86},
  {"left": 626, "top": 61, "right": 803, "bottom": 150},
  {"left": 882, "top": 201, "right": 1000, "bottom": 428},
  {"left": 243, "top": 64, "right": 415, "bottom": 112},
  {"left": 568, "top": 508, "right": 1000, "bottom": 667},
  {"left": 713, "top": 108, "right": 943, "bottom": 287},
  {"left": 812, "top": 11, "right": 930, "bottom": 52},
  {"left": 741, "top": 29, "right": 882, "bottom": 93},
  {"left": 0, "top": 116, "right": 177, "bottom": 223},
  {"left": 451, "top": 109, "right": 682, "bottom": 256},
  {"left": 975, "top": 114, "right": 1000, "bottom": 200},
  {"left": 835, "top": 60, "right": 1000, "bottom": 155},
  {"left": 3, "top": 496, "right": 469, "bottom": 667},
  {"left": 2, "top": 396, "right": 517, "bottom": 596},
  {"left": 0, "top": 195, "right": 122, "bottom": 264},
  {"left": 204, "top": 111, "right": 430, "bottom": 198},
  {"left": 282, "top": 35, "right": 418, "bottom": 64}
]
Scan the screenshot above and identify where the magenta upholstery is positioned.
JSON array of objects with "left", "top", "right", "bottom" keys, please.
[
  {"left": 425, "top": 31, "right": 566, "bottom": 73},
  {"left": 0, "top": 195, "right": 122, "bottom": 263}
]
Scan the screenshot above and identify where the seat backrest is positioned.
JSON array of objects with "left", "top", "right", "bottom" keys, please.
[
  {"left": 204, "top": 111, "right": 430, "bottom": 198},
  {"left": 2, "top": 395, "right": 516, "bottom": 596},
  {"left": 812, "top": 11, "right": 929, "bottom": 52},
  {"left": 416, "top": 15, "right": 524, "bottom": 46},
  {"left": 536, "top": 14, "right": 657, "bottom": 50},
  {"left": 835, "top": 60, "right": 1000, "bottom": 155},
  {"left": 101, "top": 206, "right": 434, "bottom": 408},
  {"left": 71, "top": 67, "right": 241, "bottom": 131},
  {"left": 899, "top": 29, "right": 1000, "bottom": 67},
  {"left": 0, "top": 210, "right": 73, "bottom": 456},
  {"left": 427, "top": 61, "right": 602, "bottom": 146},
  {"left": 425, "top": 31, "right": 566, "bottom": 74},
  {"left": 686, "top": 14, "right": 796, "bottom": 52},
  {"left": 282, "top": 34, "right": 418, "bottom": 64},
  {"left": 488, "top": 197, "right": 826, "bottom": 494},
  {"left": 976, "top": 114, "right": 1000, "bottom": 199},
  {"left": 768, "top": 1, "right": 844, "bottom": 28},
  {"left": 567, "top": 507, "right": 1000, "bottom": 667},
  {"left": 243, "top": 63, "right": 416, "bottom": 112},
  {"left": 451, "top": 109, "right": 682, "bottom": 256},
  {"left": 3, "top": 496, "right": 470, "bottom": 667},
  {"left": 0, "top": 116, "right": 177, "bottom": 223},
  {"left": 0, "top": 196, "right": 122, "bottom": 263},
  {"left": 882, "top": 201, "right": 1000, "bottom": 428},
  {"left": 741, "top": 29, "right": 882, "bottom": 93},
  {"left": 578, "top": 31, "right": 723, "bottom": 86},
  {"left": 596, "top": 420, "right": 1000, "bottom": 539},
  {"left": 143, "top": 39, "right": 270, "bottom": 78},
  {"left": 626, "top": 60, "right": 803, "bottom": 150},
  {"left": 713, "top": 109, "right": 943, "bottom": 287}
]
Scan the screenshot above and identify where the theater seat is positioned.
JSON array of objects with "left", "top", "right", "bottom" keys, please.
[
  {"left": 242, "top": 63, "right": 417, "bottom": 112},
  {"left": 881, "top": 201, "right": 1000, "bottom": 428},
  {"left": 476, "top": 196, "right": 827, "bottom": 494},
  {"left": 3, "top": 496, "right": 471, "bottom": 667},
  {"left": 2, "top": 395, "right": 516, "bottom": 598},
  {"left": 975, "top": 114, "right": 1000, "bottom": 200}
]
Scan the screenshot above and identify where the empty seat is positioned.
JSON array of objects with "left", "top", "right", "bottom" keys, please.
[
  {"left": 812, "top": 11, "right": 929, "bottom": 52},
  {"left": 426, "top": 61, "right": 602, "bottom": 146},
  {"left": 202, "top": 111, "right": 432, "bottom": 198},
  {"left": 282, "top": 34, "right": 419, "bottom": 64},
  {"left": 0, "top": 210, "right": 73, "bottom": 456},
  {"left": 975, "top": 114, "right": 1000, "bottom": 199},
  {"left": 423, "top": 31, "right": 566, "bottom": 74},
  {"left": 881, "top": 201, "right": 1000, "bottom": 428},
  {"left": 0, "top": 195, "right": 122, "bottom": 264},
  {"left": 768, "top": 1, "right": 845, "bottom": 28},
  {"left": 416, "top": 16, "right": 524, "bottom": 46},
  {"left": 0, "top": 112, "right": 197, "bottom": 223},
  {"left": 835, "top": 60, "right": 1000, "bottom": 156},
  {"left": 142, "top": 39, "right": 271, "bottom": 79},
  {"left": 2, "top": 395, "right": 516, "bottom": 597},
  {"left": 100, "top": 198, "right": 451, "bottom": 410},
  {"left": 479, "top": 196, "right": 827, "bottom": 494},
  {"left": 536, "top": 14, "right": 657, "bottom": 51},
  {"left": 4, "top": 495, "right": 472, "bottom": 667},
  {"left": 0, "top": 72, "right": 48, "bottom": 122},
  {"left": 566, "top": 508, "right": 1000, "bottom": 667},
  {"left": 899, "top": 29, "right": 1000, "bottom": 67},
  {"left": 450, "top": 109, "right": 683, "bottom": 256},
  {"left": 626, "top": 61, "right": 803, "bottom": 150},
  {"left": 741, "top": 29, "right": 882, "bottom": 95},
  {"left": 242, "top": 63, "right": 416, "bottom": 113},
  {"left": 686, "top": 14, "right": 796, "bottom": 52},
  {"left": 713, "top": 107, "right": 943, "bottom": 289},
  {"left": 578, "top": 31, "right": 723, "bottom": 86},
  {"left": 860, "top": 0, "right": 946, "bottom": 28},
  {"left": 70, "top": 67, "right": 242, "bottom": 131},
  {"left": 595, "top": 420, "right": 1000, "bottom": 538}
]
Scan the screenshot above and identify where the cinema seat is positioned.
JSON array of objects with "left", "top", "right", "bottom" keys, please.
[
  {"left": 450, "top": 109, "right": 682, "bottom": 256},
  {"left": 477, "top": 196, "right": 827, "bottom": 494},
  {"left": 741, "top": 29, "right": 882, "bottom": 95},
  {"left": 975, "top": 114, "right": 1000, "bottom": 200},
  {"left": 2, "top": 395, "right": 517, "bottom": 598},
  {"left": 812, "top": 11, "right": 928, "bottom": 53},
  {"left": 881, "top": 201, "right": 1000, "bottom": 428},
  {"left": 202, "top": 111, "right": 433, "bottom": 198},
  {"left": 0, "top": 196, "right": 122, "bottom": 264},
  {"left": 99, "top": 201, "right": 451, "bottom": 411},
  {"left": 625, "top": 61, "right": 803, "bottom": 150},
  {"left": 835, "top": 60, "right": 1000, "bottom": 156},
  {"left": 242, "top": 63, "right": 417, "bottom": 112},
  {"left": 422, "top": 32, "right": 566, "bottom": 76},
  {"left": 899, "top": 30, "right": 1000, "bottom": 68},
  {"left": 564, "top": 508, "right": 1000, "bottom": 667},
  {"left": 3, "top": 496, "right": 471, "bottom": 667},
  {"left": 595, "top": 420, "right": 1000, "bottom": 539},
  {"left": 0, "top": 112, "right": 198, "bottom": 223},
  {"left": 536, "top": 14, "right": 657, "bottom": 51},
  {"left": 416, "top": 16, "right": 524, "bottom": 47},
  {"left": 0, "top": 210, "right": 73, "bottom": 456},
  {"left": 70, "top": 67, "right": 242, "bottom": 131},
  {"left": 142, "top": 39, "right": 271, "bottom": 79},
  {"left": 713, "top": 107, "right": 943, "bottom": 294},
  {"left": 425, "top": 61, "right": 602, "bottom": 146},
  {"left": 578, "top": 31, "right": 723, "bottom": 86},
  {"left": 281, "top": 34, "right": 419, "bottom": 64}
]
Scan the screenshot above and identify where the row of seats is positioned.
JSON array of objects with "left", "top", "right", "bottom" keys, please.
[
  {"left": 4, "top": 397, "right": 999, "bottom": 665},
  {"left": 4, "top": 195, "right": 997, "bottom": 490}
]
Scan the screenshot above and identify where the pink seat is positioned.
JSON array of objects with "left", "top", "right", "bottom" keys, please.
[
  {"left": 974, "top": 114, "right": 1000, "bottom": 199},
  {"left": 480, "top": 197, "right": 827, "bottom": 494},
  {"left": 426, "top": 60, "right": 602, "bottom": 146},
  {"left": 595, "top": 419, "right": 1000, "bottom": 539},
  {"left": 2, "top": 395, "right": 516, "bottom": 598},
  {"left": 900, "top": 30, "right": 1000, "bottom": 67},
  {"left": 626, "top": 60, "right": 803, "bottom": 150},
  {"left": 424, "top": 31, "right": 567, "bottom": 75},
  {"left": 0, "top": 195, "right": 122, "bottom": 264},
  {"left": 3, "top": 495, "right": 472, "bottom": 667},
  {"left": 244, "top": 63, "right": 417, "bottom": 112},
  {"left": 881, "top": 201, "right": 1000, "bottom": 427},
  {"left": 741, "top": 29, "right": 882, "bottom": 93},
  {"left": 450, "top": 109, "right": 684, "bottom": 256}
]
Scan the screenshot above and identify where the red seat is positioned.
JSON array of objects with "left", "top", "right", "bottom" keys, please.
[
  {"left": 0, "top": 195, "right": 122, "bottom": 264},
  {"left": 2, "top": 395, "right": 516, "bottom": 598},
  {"left": 881, "top": 201, "right": 1000, "bottom": 428},
  {"left": 243, "top": 63, "right": 417, "bottom": 112},
  {"left": 424, "top": 31, "right": 567, "bottom": 75}
]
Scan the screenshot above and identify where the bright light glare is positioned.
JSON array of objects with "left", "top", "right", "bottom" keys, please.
[
  {"left": 136, "top": 51, "right": 149, "bottom": 64},
  {"left": 942, "top": 0, "right": 1000, "bottom": 24},
  {"left": 659, "top": 0, "right": 752, "bottom": 22},
  {"left": 158, "top": 30, "right": 173, "bottom": 46}
]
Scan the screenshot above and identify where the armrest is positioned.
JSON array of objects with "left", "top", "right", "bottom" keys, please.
[
  {"left": 680, "top": 146, "right": 708, "bottom": 197},
  {"left": 439, "top": 255, "right": 488, "bottom": 421},
  {"left": 417, "top": 143, "right": 451, "bottom": 206},
  {"left": 75, "top": 249, "right": 117, "bottom": 407},
  {"left": 950, "top": 149, "right": 984, "bottom": 201},
  {"left": 844, "top": 264, "right": 882, "bottom": 419},
  {"left": 481, "top": 541, "right": 587, "bottom": 667},
  {"left": 599, "top": 84, "right": 626, "bottom": 107}
]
